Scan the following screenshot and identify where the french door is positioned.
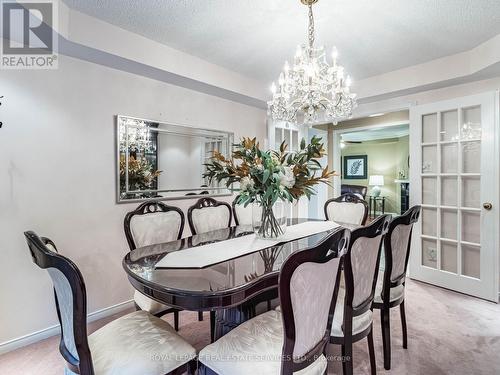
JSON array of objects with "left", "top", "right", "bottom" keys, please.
[{"left": 409, "top": 92, "right": 499, "bottom": 302}]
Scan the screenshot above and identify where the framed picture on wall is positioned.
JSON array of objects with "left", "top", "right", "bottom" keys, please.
[{"left": 343, "top": 155, "right": 367, "bottom": 179}]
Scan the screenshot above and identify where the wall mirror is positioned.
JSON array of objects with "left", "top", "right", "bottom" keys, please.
[{"left": 116, "top": 115, "right": 233, "bottom": 203}]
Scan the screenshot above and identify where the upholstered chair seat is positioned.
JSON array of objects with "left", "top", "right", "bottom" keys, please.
[
  {"left": 199, "top": 310, "right": 327, "bottom": 375},
  {"left": 331, "top": 289, "right": 373, "bottom": 337},
  {"left": 88, "top": 310, "right": 196, "bottom": 375},
  {"left": 24, "top": 232, "right": 195, "bottom": 375},
  {"left": 133, "top": 291, "right": 168, "bottom": 316},
  {"left": 373, "top": 276, "right": 405, "bottom": 304}
]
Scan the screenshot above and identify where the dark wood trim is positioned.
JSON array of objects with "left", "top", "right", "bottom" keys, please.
[
  {"left": 187, "top": 197, "right": 232, "bottom": 235},
  {"left": 124, "top": 200, "right": 185, "bottom": 250},
  {"left": 372, "top": 205, "right": 421, "bottom": 370},
  {"left": 324, "top": 193, "right": 369, "bottom": 225},
  {"left": 280, "top": 227, "right": 350, "bottom": 374},
  {"left": 232, "top": 196, "right": 240, "bottom": 226},
  {"left": 329, "top": 215, "right": 391, "bottom": 375}
]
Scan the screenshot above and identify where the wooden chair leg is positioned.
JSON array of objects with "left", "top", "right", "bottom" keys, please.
[
  {"left": 341, "top": 342, "right": 353, "bottom": 375},
  {"left": 400, "top": 301, "right": 408, "bottom": 349},
  {"left": 367, "top": 328, "right": 376, "bottom": 375},
  {"left": 198, "top": 311, "right": 204, "bottom": 321},
  {"left": 187, "top": 359, "right": 197, "bottom": 375},
  {"left": 210, "top": 311, "right": 216, "bottom": 343},
  {"left": 380, "top": 308, "right": 391, "bottom": 370},
  {"left": 173, "top": 310, "right": 179, "bottom": 331}
]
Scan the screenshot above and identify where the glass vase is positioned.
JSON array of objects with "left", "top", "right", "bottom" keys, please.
[{"left": 252, "top": 200, "right": 287, "bottom": 239}]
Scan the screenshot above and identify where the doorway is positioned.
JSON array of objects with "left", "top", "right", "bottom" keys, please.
[{"left": 331, "top": 110, "right": 410, "bottom": 220}]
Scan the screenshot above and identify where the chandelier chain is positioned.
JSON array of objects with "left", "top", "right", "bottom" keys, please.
[{"left": 308, "top": 4, "right": 315, "bottom": 48}]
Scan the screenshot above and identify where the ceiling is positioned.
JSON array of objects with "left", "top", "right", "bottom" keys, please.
[
  {"left": 342, "top": 124, "right": 409, "bottom": 142},
  {"left": 62, "top": 0, "right": 500, "bottom": 85}
]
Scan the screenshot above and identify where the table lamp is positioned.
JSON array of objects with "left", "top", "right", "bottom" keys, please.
[{"left": 369, "top": 175, "right": 384, "bottom": 197}]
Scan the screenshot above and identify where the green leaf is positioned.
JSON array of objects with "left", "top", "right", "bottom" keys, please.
[
  {"left": 300, "top": 138, "right": 306, "bottom": 150},
  {"left": 263, "top": 186, "right": 273, "bottom": 202},
  {"left": 262, "top": 169, "right": 270, "bottom": 183}
]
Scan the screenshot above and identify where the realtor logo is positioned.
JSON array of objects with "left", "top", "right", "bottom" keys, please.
[{"left": 1, "top": 0, "right": 58, "bottom": 69}]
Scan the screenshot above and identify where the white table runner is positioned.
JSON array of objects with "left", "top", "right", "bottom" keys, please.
[{"left": 155, "top": 221, "right": 339, "bottom": 269}]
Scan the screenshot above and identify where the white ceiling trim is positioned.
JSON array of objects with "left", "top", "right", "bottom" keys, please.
[
  {"left": 53, "top": 1, "right": 500, "bottom": 112},
  {"left": 58, "top": 3, "right": 268, "bottom": 103},
  {"left": 355, "top": 34, "right": 500, "bottom": 101},
  {"left": 342, "top": 124, "right": 409, "bottom": 142}
]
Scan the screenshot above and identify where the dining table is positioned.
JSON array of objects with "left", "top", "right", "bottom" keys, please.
[{"left": 122, "top": 218, "right": 355, "bottom": 341}]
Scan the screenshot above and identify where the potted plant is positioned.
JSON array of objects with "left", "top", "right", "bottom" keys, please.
[{"left": 203, "top": 136, "right": 335, "bottom": 239}]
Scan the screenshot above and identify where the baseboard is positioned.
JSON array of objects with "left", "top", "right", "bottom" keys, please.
[{"left": 0, "top": 299, "right": 134, "bottom": 355}]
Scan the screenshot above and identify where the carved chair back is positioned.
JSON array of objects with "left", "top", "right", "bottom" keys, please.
[
  {"left": 187, "top": 198, "right": 232, "bottom": 235},
  {"left": 279, "top": 227, "right": 350, "bottom": 374},
  {"left": 324, "top": 193, "right": 369, "bottom": 225},
  {"left": 124, "top": 200, "right": 185, "bottom": 250}
]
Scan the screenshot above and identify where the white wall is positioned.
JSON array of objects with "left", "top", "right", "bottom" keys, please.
[{"left": 0, "top": 55, "right": 265, "bottom": 347}]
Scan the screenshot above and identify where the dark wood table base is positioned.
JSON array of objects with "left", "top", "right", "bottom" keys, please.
[{"left": 212, "top": 288, "right": 279, "bottom": 340}]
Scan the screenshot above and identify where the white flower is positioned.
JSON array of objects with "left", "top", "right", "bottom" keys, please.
[
  {"left": 256, "top": 164, "right": 264, "bottom": 171},
  {"left": 271, "top": 154, "right": 280, "bottom": 165},
  {"left": 279, "top": 166, "right": 295, "bottom": 188},
  {"left": 240, "top": 176, "right": 254, "bottom": 191}
]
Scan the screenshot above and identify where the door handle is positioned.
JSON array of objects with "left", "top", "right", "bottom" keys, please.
[{"left": 483, "top": 202, "right": 493, "bottom": 210}]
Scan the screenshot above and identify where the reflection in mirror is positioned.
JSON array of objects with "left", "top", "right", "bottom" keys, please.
[{"left": 117, "top": 115, "right": 233, "bottom": 202}]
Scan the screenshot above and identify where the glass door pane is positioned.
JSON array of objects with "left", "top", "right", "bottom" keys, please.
[
  {"left": 412, "top": 92, "right": 498, "bottom": 301},
  {"left": 419, "top": 104, "right": 483, "bottom": 279}
]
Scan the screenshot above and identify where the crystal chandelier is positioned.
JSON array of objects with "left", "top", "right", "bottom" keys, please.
[
  {"left": 119, "top": 118, "right": 156, "bottom": 154},
  {"left": 268, "top": 0, "right": 357, "bottom": 126}
]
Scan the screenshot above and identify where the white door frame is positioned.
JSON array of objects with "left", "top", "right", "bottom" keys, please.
[
  {"left": 409, "top": 91, "right": 500, "bottom": 302},
  {"left": 331, "top": 117, "right": 411, "bottom": 198}
]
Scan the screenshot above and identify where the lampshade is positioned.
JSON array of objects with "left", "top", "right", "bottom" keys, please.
[{"left": 369, "top": 175, "right": 384, "bottom": 186}]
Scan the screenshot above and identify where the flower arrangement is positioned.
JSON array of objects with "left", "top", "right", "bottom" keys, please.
[
  {"left": 203, "top": 136, "right": 335, "bottom": 238},
  {"left": 119, "top": 154, "right": 162, "bottom": 195}
]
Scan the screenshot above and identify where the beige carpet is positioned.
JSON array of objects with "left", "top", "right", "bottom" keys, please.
[{"left": 1, "top": 279, "right": 500, "bottom": 374}]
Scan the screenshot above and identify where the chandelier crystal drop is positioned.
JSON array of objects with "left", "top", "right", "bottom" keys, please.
[{"left": 267, "top": 0, "right": 357, "bottom": 126}]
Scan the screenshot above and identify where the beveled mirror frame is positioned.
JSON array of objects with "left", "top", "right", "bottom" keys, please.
[{"left": 116, "top": 115, "right": 234, "bottom": 204}]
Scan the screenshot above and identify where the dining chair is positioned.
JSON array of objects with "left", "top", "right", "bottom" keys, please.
[
  {"left": 372, "top": 206, "right": 421, "bottom": 370},
  {"left": 232, "top": 196, "right": 253, "bottom": 226},
  {"left": 124, "top": 200, "right": 185, "bottom": 330},
  {"left": 198, "top": 227, "right": 350, "bottom": 375},
  {"left": 324, "top": 193, "right": 369, "bottom": 225},
  {"left": 329, "top": 214, "right": 391, "bottom": 375},
  {"left": 187, "top": 197, "right": 232, "bottom": 235},
  {"left": 24, "top": 231, "right": 196, "bottom": 375},
  {"left": 187, "top": 197, "right": 232, "bottom": 337}
]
